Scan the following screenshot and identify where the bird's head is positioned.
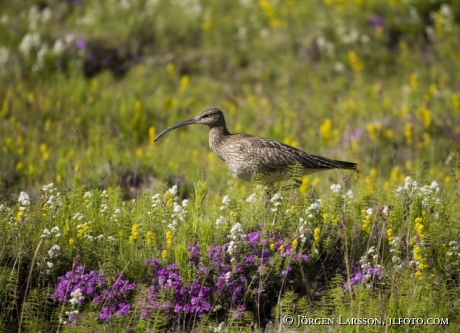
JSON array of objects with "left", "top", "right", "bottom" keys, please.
[{"left": 154, "top": 107, "right": 226, "bottom": 142}]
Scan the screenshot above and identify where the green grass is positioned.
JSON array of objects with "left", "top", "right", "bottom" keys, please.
[{"left": 1, "top": 0, "right": 460, "bottom": 332}]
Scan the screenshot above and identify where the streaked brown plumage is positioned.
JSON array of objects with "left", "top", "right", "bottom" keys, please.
[{"left": 155, "top": 107, "right": 357, "bottom": 187}]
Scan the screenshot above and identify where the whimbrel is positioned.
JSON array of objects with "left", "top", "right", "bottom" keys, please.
[{"left": 155, "top": 107, "right": 357, "bottom": 188}]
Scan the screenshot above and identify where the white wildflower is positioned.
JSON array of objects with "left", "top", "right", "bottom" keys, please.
[
  {"left": 169, "top": 185, "right": 178, "bottom": 196},
  {"left": 270, "top": 193, "right": 282, "bottom": 203},
  {"left": 42, "top": 183, "right": 56, "bottom": 194},
  {"left": 246, "top": 193, "right": 257, "bottom": 203},
  {"left": 152, "top": 193, "right": 162, "bottom": 207},
  {"left": 227, "top": 240, "right": 236, "bottom": 254},
  {"left": 52, "top": 38, "right": 65, "bottom": 55},
  {"left": 430, "top": 181, "right": 440, "bottom": 192},
  {"left": 216, "top": 216, "right": 225, "bottom": 225},
  {"left": 18, "top": 192, "right": 30, "bottom": 207},
  {"left": 334, "top": 62, "right": 344, "bottom": 72},
  {"left": 382, "top": 206, "right": 390, "bottom": 216},
  {"left": 48, "top": 244, "right": 61, "bottom": 258},
  {"left": 306, "top": 201, "right": 321, "bottom": 214},
  {"left": 222, "top": 195, "right": 231, "bottom": 205},
  {"left": 229, "top": 222, "right": 244, "bottom": 240},
  {"left": 100, "top": 204, "right": 109, "bottom": 213},
  {"left": 73, "top": 213, "right": 85, "bottom": 221},
  {"left": 41, "top": 228, "right": 51, "bottom": 238},
  {"left": 345, "top": 190, "right": 354, "bottom": 200},
  {"left": 330, "top": 184, "right": 342, "bottom": 193},
  {"left": 19, "top": 32, "right": 41, "bottom": 55},
  {"left": 69, "top": 289, "right": 84, "bottom": 306}
]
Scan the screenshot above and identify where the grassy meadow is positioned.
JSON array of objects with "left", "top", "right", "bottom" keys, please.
[{"left": 1, "top": 0, "right": 460, "bottom": 332}]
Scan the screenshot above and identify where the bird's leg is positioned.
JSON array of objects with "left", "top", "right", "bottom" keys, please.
[
  {"left": 281, "top": 178, "right": 302, "bottom": 191},
  {"left": 264, "top": 183, "right": 276, "bottom": 210}
]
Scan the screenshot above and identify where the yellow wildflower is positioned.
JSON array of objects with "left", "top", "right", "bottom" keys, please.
[
  {"left": 146, "top": 231, "right": 154, "bottom": 245},
  {"left": 148, "top": 126, "right": 157, "bottom": 144},
  {"left": 6, "top": 137, "right": 14, "bottom": 149},
  {"left": 44, "top": 119, "right": 51, "bottom": 131},
  {"left": 314, "top": 227, "right": 321, "bottom": 246},
  {"left": 387, "top": 228, "right": 394, "bottom": 244},
  {"left": 201, "top": 21, "right": 212, "bottom": 31},
  {"left": 77, "top": 223, "right": 91, "bottom": 238},
  {"left": 404, "top": 123, "right": 413, "bottom": 145},
  {"left": 28, "top": 164, "right": 36, "bottom": 175},
  {"left": 129, "top": 223, "right": 140, "bottom": 243},
  {"left": 418, "top": 107, "right": 432, "bottom": 128},
  {"left": 384, "top": 129, "right": 394, "bottom": 140},
  {"left": 422, "top": 133, "right": 430, "bottom": 146},
  {"left": 279, "top": 244, "right": 286, "bottom": 255},
  {"left": 348, "top": 51, "right": 363, "bottom": 72},
  {"left": 367, "top": 123, "right": 381, "bottom": 141},
  {"left": 90, "top": 78, "right": 99, "bottom": 92},
  {"left": 0, "top": 100, "right": 8, "bottom": 117},
  {"left": 292, "top": 239, "right": 299, "bottom": 250},
  {"left": 64, "top": 219, "right": 70, "bottom": 235},
  {"left": 69, "top": 238, "right": 75, "bottom": 247},
  {"left": 16, "top": 210, "right": 25, "bottom": 223},
  {"left": 429, "top": 84, "right": 437, "bottom": 97},
  {"left": 162, "top": 249, "right": 168, "bottom": 259},
  {"left": 299, "top": 176, "right": 310, "bottom": 194},
  {"left": 312, "top": 177, "right": 322, "bottom": 187},
  {"left": 410, "top": 73, "right": 418, "bottom": 90},
  {"left": 166, "top": 63, "right": 176, "bottom": 77},
  {"left": 166, "top": 230, "right": 174, "bottom": 247},
  {"left": 179, "top": 75, "right": 190, "bottom": 91},
  {"left": 320, "top": 118, "right": 333, "bottom": 142},
  {"left": 40, "top": 143, "right": 50, "bottom": 161},
  {"left": 452, "top": 93, "right": 460, "bottom": 112},
  {"left": 415, "top": 217, "right": 425, "bottom": 238},
  {"left": 343, "top": 99, "right": 356, "bottom": 113},
  {"left": 374, "top": 26, "right": 384, "bottom": 39},
  {"left": 414, "top": 246, "right": 429, "bottom": 272}
]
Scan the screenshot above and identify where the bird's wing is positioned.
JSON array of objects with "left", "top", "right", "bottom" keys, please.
[{"left": 231, "top": 134, "right": 354, "bottom": 171}]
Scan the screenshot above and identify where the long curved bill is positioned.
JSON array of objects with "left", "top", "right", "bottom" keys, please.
[{"left": 154, "top": 118, "right": 197, "bottom": 142}]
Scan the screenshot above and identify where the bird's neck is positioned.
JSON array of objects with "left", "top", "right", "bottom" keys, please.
[{"left": 209, "top": 126, "right": 231, "bottom": 151}]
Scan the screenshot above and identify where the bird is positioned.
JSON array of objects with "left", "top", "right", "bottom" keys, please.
[{"left": 154, "top": 107, "right": 358, "bottom": 188}]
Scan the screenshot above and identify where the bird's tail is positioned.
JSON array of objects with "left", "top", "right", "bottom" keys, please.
[{"left": 334, "top": 159, "right": 358, "bottom": 172}]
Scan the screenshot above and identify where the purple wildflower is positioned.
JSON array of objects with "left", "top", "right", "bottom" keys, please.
[
  {"left": 281, "top": 266, "right": 293, "bottom": 276},
  {"left": 189, "top": 244, "right": 200, "bottom": 265},
  {"left": 345, "top": 265, "right": 382, "bottom": 291},
  {"left": 368, "top": 15, "right": 385, "bottom": 28},
  {"left": 247, "top": 231, "right": 262, "bottom": 246},
  {"left": 52, "top": 266, "right": 136, "bottom": 322},
  {"left": 75, "top": 38, "right": 87, "bottom": 50}
]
